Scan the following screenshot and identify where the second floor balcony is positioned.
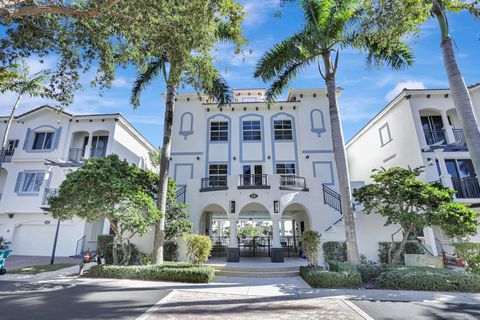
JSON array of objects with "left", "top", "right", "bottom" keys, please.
[
  {"left": 200, "top": 174, "right": 309, "bottom": 192},
  {"left": 451, "top": 177, "right": 480, "bottom": 199}
]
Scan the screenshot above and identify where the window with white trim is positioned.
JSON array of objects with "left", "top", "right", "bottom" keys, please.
[
  {"left": 242, "top": 120, "right": 261, "bottom": 141},
  {"left": 21, "top": 172, "right": 45, "bottom": 193},
  {"left": 276, "top": 163, "right": 296, "bottom": 175},
  {"left": 32, "top": 131, "right": 54, "bottom": 150},
  {"left": 210, "top": 121, "right": 228, "bottom": 141},
  {"left": 274, "top": 120, "right": 293, "bottom": 140}
]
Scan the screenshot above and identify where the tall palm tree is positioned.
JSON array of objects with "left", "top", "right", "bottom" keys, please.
[
  {"left": 254, "top": 0, "right": 413, "bottom": 264},
  {"left": 0, "top": 62, "right": 50, "bottom": 171}
]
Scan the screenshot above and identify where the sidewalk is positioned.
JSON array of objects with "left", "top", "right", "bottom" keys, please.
[{"left": 0, "top": 262, "right": 96, "bottom": 282}]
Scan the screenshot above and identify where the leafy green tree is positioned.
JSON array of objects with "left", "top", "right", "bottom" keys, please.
[
  {"left": 165, "top": 178, "right": 192, "bottom": 240},
  {"left": 49, "top": 154, "right": 161, "bottom": 265},
  {"left": 0, "top": 62, "right": 51, "bottom": 171},
  {"left": 130, "top": 1, "right": 245, "bottom": 264},
  {"left": 185, "top": 234, "right": 212, "bottom": 266},
  {"left": 254, "top": 0, "right": 413, "bottom": 264},
  {"left": 354, "top": 167, "right": 478, "bottom": 264},
  {"left": 301, "top": 230, "right": 321, "bottom": 267},
  {"left": 359, "top": 0, "right": 480, "bottom": 180}
]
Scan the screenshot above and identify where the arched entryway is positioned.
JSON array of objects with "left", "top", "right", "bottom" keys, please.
[
  {"left": 237, "top": 202, "right": 272, "bottom": 258},
  {"left": 198, "top": 203, "right": 229, "bottom": 257},
  {"left": 281, "top": 203, "right": 312, "bottom": 259}
]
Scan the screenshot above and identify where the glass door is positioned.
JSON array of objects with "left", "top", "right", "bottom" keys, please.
[{"left": 242, "top": 165, "right": 263, "bottom": 186}]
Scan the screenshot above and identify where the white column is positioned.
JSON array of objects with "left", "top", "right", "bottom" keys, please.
[
  {"left": 423, "top": 227, "right": 439, "bottom": 256},
  {"left": 280, "top": 220, "right": 286, "bottom": 236},
  {"left": 84, "top": 132, "right": 93, "bottom": 159},
  {"left": 441, "top": 111, "right": 455, "bottom": 144},
  {"left": 435, "top": 149, "right": 454, "bottom": 191},
  {"left": 412, "top": 109, "right": 428, "bottom": 149},
  {"left": 272, "top": 217, "right": 281, "bottom": 247},
  {"left": 228, "top": 218, "right": 238, "bottom": 248}
]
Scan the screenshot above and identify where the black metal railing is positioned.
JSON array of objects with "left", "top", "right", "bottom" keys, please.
[
  {"left": 323, "top": 184, "right": 342, "bottom": 213},
  {"left": 238, "top": 174, "right": 269, "bottom": 188},
  {"left": 1, "top": 148, "right": 15, "bottom": 162},
  {"left": 176, "top": 185, "right": 187, "bottom": 203},
  {"left": 239, "top": 235, "right": 271, "bottom": 257},
  {"left": 280, "top": 236, "right": 298, "bottom": 258},
  {"left": 424, "top": 129, "right": 446, "bottom": 145},
  {"left": 68, "top": 147, "right": 86, "bottom": 162},
  {"left": 200, "top": 176, "right": 228, "bottom": 191},
  {"left": 279, "top": 175, "right": 307, "bottom": 190},
  {"left": 210, "top": 236, "right": 229, "bottom": 257},
  {"left": 324, "top": 217, "right": 343, "bottom": 232},
  {"left": 42, "top": 188, "right": 59, "bottom": 205},
  {"left": 452, "top": 129, "right": 466, "bottom": 145},
  {"left": 452, "top": 177, "right": 480, "bottom": 199}
]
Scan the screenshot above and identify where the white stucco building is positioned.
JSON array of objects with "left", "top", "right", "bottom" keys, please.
[
  {"left": 347, "top": 83, "right": 480, "bottom": 256},
  {"left": 0, "top": 106, "right": 155, "bottom": 256},
  {"left": 164, "top": 88, "right": 386, "bottom": 262}
]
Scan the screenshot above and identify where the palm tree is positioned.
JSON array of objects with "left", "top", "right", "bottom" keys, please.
[
  {"left": 254, "top": 0, "right": 413, "bottom": 264},
  {"left": 0, "top": 62, "right": 50, "bottom": 171}
]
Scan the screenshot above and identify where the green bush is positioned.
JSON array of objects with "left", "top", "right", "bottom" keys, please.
[
  {"left": 326, "top": 260, "right": 356, "bottom": 272},
  {"left": 300, "top": 266, "right": 362, "bottom": 288},
  {"left": 378, "top": 241, "right": 425, "bottom": 264},
  {"left": 98, "top": 235, "right": 114, "bottom": 264},
  {"left": 185, "top": 234, "right": 212, "bottom": 266},
  {"left": 322, "top": 241, "right": 347, "bottom": 262},
  {"left": 137, "top": 252, "right": 153, "bottom": 265},
  {"left": 357, "top": 263, "right": 385, "bottom": 283},
  {"left": 301, "top": 230, "right": 321, "bottom": 267},
  {"left": 164, "top": 241, "right": 178, "bottom": 262},
  {"left": 378, "top": 268, "right": 480, "bottom": 292},
  {"left": 86, "top": 263, "right": 215, "bottom": 283}
]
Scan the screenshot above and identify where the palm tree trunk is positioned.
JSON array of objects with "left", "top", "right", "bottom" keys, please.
[
  {"left": 434, "top": 5, "right": 480, "bottom": 181},
  {"left": 153, "top": 84, "right": 176, "bottom": 264},
  {"left": 325, "top": 74, "right": 361, "bottom": 265},
  {"left": 0, "top": 95, "right": 21, "bottom": 172}
]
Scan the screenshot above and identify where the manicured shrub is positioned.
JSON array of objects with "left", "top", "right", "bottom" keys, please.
[
  {"left": 185, "top": 234, "right": 212, "bottom": 266},
  {"left": 137, "top": 252, "right": 153, "bottom": 265},
  {"left": 98, "top": 235, "right": 114, "bottom": 264},
  {"left": 378, "top": 268, "right": 480, "bottom": 292},
  {"left": 357, "top": 263, "right": 385, "bottom": 283},
  {"left": 86, "top": 263, "right": 215, "bottom": 283},
  {"left": 164, "top": 241, "right": 178, "bottom": 262},
  {"left": 302, "top": 230, "right": 321, "bottom": 267},
  {"left": 378, "top": 241, "right": 425, "bottom": 264},
  {"left": 322, "top": 241, "right": 347, "bottom": 262},
  {"left": 300, "top": 266, "right": 362, "bottom": 288},
  {"left": 326, "top": 260, "right": 356, "bottom": 272}
]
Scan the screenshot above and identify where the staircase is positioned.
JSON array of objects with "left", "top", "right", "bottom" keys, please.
[
  {"left": 175, "top": 185, "right": 187, "bottom": 203},
  {"left": 322, "top": 184, "right": 361, "bottom": 237},
  {"left": 213, "top": 265, "right": 300, "bottom": 277}
]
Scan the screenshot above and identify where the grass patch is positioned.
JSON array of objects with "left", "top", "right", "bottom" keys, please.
[{"left": 9, "top": 263, "right": 77, "bottom": 274}]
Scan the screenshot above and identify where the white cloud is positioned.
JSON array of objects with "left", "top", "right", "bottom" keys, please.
[
  {"left": 385, "top": 80, "right": 426, "bottom": 101},
  {"left": 128, "top": 115, "right": 164, "bottom": 125},
  {"left": 241, "top": 0, "right": 279, "bottom": 27},
  {"left": 111, "top": 77, "right": 131, "bottom": 88}
]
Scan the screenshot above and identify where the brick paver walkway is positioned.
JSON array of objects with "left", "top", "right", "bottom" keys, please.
[{"left": 142, "top": 290, "right": 369, "bottom": 320}]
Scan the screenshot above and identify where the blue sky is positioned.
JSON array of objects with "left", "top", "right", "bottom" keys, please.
[{"left": 1, "top": 0, "right": 479, "bottom": 147}]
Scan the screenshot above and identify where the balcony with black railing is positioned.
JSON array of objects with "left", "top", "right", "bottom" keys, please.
[
  {"left": 452, "top": 129, "right": 467, "bottom": 146},
  {"left": 238, "top": 174, "right": 270, "bottom": 189},
  {"left": 200, "top": 176, "right": 228, "bottom": 192},
  {"left": 451, "top": 177, "right": 480, "bottom": 199},
  {"left": 279, "top": 175, "right": 308, "bottom": 191},
  {"left": 424, "top": 129, "right": 447, "bottom": 145}
]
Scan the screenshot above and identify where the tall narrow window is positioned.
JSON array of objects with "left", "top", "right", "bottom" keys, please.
[
  {"left": 208, "top": 164, "right": 228, "bottom": 187},
  {"left": 210, "top": 121, "right": 228, "bottom": 141},
  {"left": 242, "top": 120, "right": 261, "bottom": 141},
  {"left": 32, "top": 132, "right": 53, "bottom": 150},
  {"left": 273, "top": 120, "right": 293, "bottom": 140},
  {"left": 276, "top": 163, "right": 296, "bottom": 175}
]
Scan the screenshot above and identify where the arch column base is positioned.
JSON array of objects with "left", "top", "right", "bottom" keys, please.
[
  {"left": 271, "top": 248, "right": 284, "bottom": 263},
  {"left": 226, "top": 247, "right": 240, "bottom": 262}
]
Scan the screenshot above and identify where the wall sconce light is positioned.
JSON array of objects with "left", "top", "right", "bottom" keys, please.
[
  {"left": 274, "top": 200, "right": 280, "bottom": 213},
  {"left": 8, "top": 213, "right": 14, "bottom": 219},
  {"left": 196, "top": 156, "right": 200, "bottom": 160},
  {"left": 267, "top": 156, "right": 271, "bottom": 160},
  {"left": 306, "top": 155, "right": 310, "bottom": 159},
  {"left": 427, "top": 158, "right": 434, "bottom": 166},
  {"left": 229, "top": 201, "right": 236, "bottom": 213},
  {"left": 233, "top": 156, "right": 236, "bottom": 160}
]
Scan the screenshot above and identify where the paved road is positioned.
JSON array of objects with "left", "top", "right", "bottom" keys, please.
[{"left": 352, "top": 299, "right": 480, "bottom": 320}]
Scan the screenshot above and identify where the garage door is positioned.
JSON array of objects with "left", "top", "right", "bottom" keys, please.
[{"left": 11, "top": 224, "right": 78, "bottom": 256}]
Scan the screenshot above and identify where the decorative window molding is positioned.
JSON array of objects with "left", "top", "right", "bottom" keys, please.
[
  {"left": 14, "top": 170, "right": 45, "bottom": 196},
  {"left": 379, "top": 123, "right": 392, "bottom": 147},
  {"left": 312, "top": 161, "right": 335, "bottom": 186},
  {"left": 310, "top": 109, "right": 326, "bottom": 137},
  {"left": 179, "top": 112, "right": 194, "bottom": 139},
  {"left": 23, "top": 125, "right": 62, "bottom": 153}
]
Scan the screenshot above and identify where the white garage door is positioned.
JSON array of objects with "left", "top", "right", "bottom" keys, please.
[{"left": 11, "top": 224, "right": 78, "bottom": 256}]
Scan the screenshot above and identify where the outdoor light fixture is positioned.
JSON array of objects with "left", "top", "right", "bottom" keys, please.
[
  {"left": 229, "top": 201, "right": 236, "bottom": 213},
  {"left": 274, "top": 200, "right": 280, "bottom": 213},
  {"left": 8, "top": 213, "right": 14, "bottom": 219},
  {"left": 427, "top": 158, "right": 434, "bottom": 166}
]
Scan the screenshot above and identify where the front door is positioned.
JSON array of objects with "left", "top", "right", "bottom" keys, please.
[{"left": 242, "top": 165, "right": 263, "bottom": 186}]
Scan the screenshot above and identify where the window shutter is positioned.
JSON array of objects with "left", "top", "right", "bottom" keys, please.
[
  {"left": 23, "top": 129, "right": 32, "bottom": 150},
  {"left": 52, "top": 127, "right": 62, "bottom": 149},
  {"left": 14, "top": 172, "right": 24, "bottom": 193}
]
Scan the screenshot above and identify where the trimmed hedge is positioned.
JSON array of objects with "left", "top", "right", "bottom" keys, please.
[
  {"left": 323, "top": 241, "right": 347, "bottom": 262},
  {"left": 378, "top": 268, "right": 480, "bottom": 292},
  {"left": 326, "top": 260, "right": 356, "bottom": 272},
  {"left": 300, "top": 266, "right": 362, "bottom": 288},
  {"left": 86, "top": 263, "right": 215, "bottom": 283},
  {"left": 378, "top": 241, "right": 425, "bottom": 264},
  {"left": 357, "top": 263, "right": 385, "bottom": 283}
]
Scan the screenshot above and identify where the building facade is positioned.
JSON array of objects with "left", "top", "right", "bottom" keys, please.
[
  {"left": 166, "top": 88, "right": 388, "bottom": 262},
  {"left": 347, "top": 84, "right": 480, "bottom": 256},
  {"left": 0, "top": 106, "right": 155, "bottom": 256}
]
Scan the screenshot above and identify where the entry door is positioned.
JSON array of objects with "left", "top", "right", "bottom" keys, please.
[{"left": 243, "top": 165, "right": 263, "bottom": 186}]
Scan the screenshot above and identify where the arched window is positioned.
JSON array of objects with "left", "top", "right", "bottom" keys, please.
[
  {"left": 179, "top": 112, "right": 194, "bottom": 139},
  {"left": 310, "top": 109, "right": 326, "bottom": 137}
]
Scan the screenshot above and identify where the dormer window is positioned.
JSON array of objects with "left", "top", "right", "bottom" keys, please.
[{"left": 32, "top": 131, "right": 54, "bottom": 150}]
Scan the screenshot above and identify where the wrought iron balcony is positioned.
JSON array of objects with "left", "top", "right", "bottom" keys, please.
[
  {"left": 451, "top": 177, "right": 480, "bottom": 199},
  {"left": 424, "top": 129, "right": 446, "bottom": 145},
  {"left": 42, "top": 188, "right": 59, "bottom": 205},
  {"left": 200, "top": 176, "right": 228, "bottom": 192},
  {"left": 452, "top": 129, "right": 467, "bottom": 146},
  {"left": 68, "top": 148, "right": 86, "bottom": 162},
  {"left": 238, "top": 174, "right": 270, "bottom": 189},
  {"left": 279, "top": 175, "right": 308, "bottom": 191}
]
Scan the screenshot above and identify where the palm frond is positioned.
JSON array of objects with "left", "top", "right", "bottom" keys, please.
[
  {"left": 364, "top": 38, "right": 414, "bottom": 71},
  {"left": 301, "top": 0, "right": 333, "bottom": 31},
  {"left": 206, "top": 75, "right": 232, "bottom": 107},
  {"left": 131, "top": 59, "right": 166, "bottom": 109},
  {"left": 265, "top": 59, "right": 312, "bottom": 102}
]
